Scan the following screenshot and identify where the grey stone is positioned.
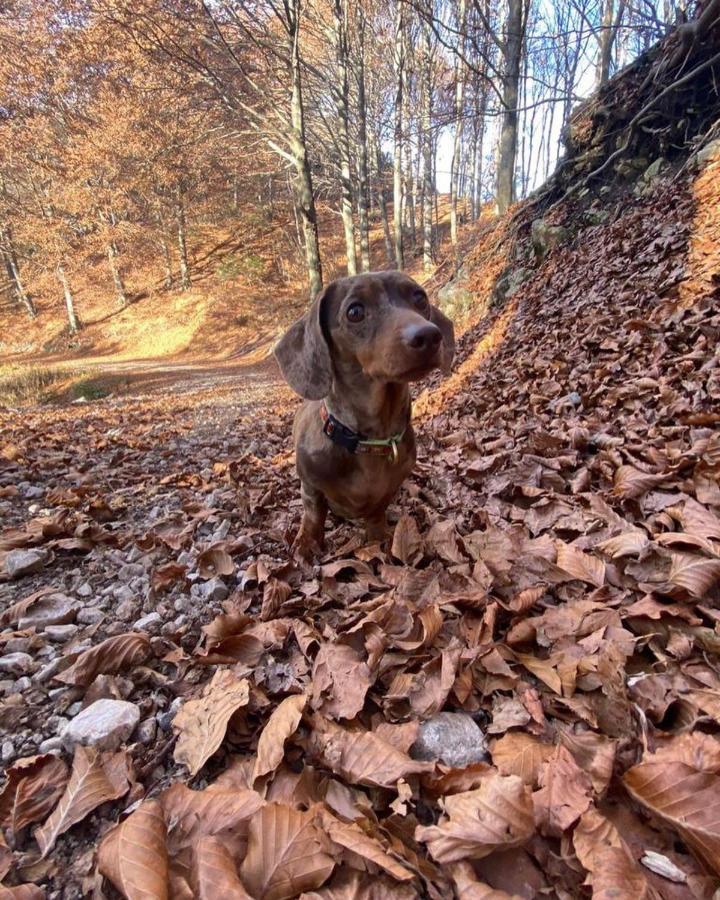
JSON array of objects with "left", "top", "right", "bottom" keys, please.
[
  {"left": 411, "top": 712, "right": 488, "bottom": 768},
  {"left": 33, "top": 658, "right": 67, "bottom": 683},
  {"left": 18, "top": 593, "right": 81, "bottom": 630},
  {"left": 44, "top": 624, "right": 79, "bottom": 642},
  {"left": 13, "top": 676, "right": 32, "bottom": 693},
  {"left": 23, "top": 485, "right": 45, "bottom": 499},
  {"left": 136, "top": 718, "right": 157, "bottom": 744},
  {"left": 117, "top": 563, "right": 144, "bottom": 582},
  {"left": 113, "top": 584, "right": 135, "bottom": 604},
  {"left": 0, "top": 680, "right": 14, "bottom": 695},
  {"left": 4, "top": 549, "right": 50, "bottom": 579},
  {"left": 116, "top": 599, "right": 139, "bottom": 621},
  {"left": 76, "top": 582, "right": 93, "bottom": 598},
  {"left": 693, "top": 138, "right": 720, "bottom": 168},
  {"left": 157, "top": 697, "right": 182, "bottom": 733},
  {"left": 63, "top": 699, "right": 140, "bottom": 751},
  {"left": 4, "top": 637, "right": 32, "bottom": 653},
  {"left": 77, "top": 608, "right": 104, "bottom": 625},
  {"left": 0, "top": 652, "right": 35, "bottom": 675},
  {"left": 133, "top": 612, "right": 162, "bottom": 633},
  {"left": 531, "top": 218, "right": 570, "bottom": 264},
  {"left": 2, "top": 740, "right": 14, "bottom": 762},
  {"left": 193, "top": 577, "right": 228, "bottom": 604},
  {"left": 634, "top": 157, "right": 670, "bottom": 196},
  {"left": 493, "top": 267, "right": 531, "bottom": 304},
  {"left": 39, "top": 736, "right": 63, "bottom": 753}
]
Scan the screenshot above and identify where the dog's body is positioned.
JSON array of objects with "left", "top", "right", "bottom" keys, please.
[{"left": 275, "top": 271, "right": 454, "bottom": 558}]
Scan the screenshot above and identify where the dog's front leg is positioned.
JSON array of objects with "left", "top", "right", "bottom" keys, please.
[
  {"left": 293, "top": 482, "right": 328, "bottom": 561},
  {"left": 364, "top": 509, "right": 389, "bottom": 544}
]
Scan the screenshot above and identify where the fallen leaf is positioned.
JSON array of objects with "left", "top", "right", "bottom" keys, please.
[
  {"left": 532, "top": 745, "right": 592, "bottom": 836},
  {"left": 197, "top": 546, "right": 235, "bottom": 579},
  {"left": 253, "top": 693, "right": 307, "bottom": 781},
  {"left": 34, "top": 746, "right": 131, "bottom": 858},
  {"left": 55, "top": 633, "right": 151, "bottom": 686},
  {"left": 160, "top": 783, "right": 263, "bottom": 853},
  {"left": 490, "top": 733, "right": 553, "bottom": 786},
  {"left": 0, "top": 754, "right": 68, "bottom": 836},
  {"left": 391, "top": 515, "right": 424, "bottom": 565},
  {"left": 239, "top": 803, "right": 335, "bottom": 900},
  {"left": 555, "top": 541, "right": 606, "bottom": 588},
  {"left": 311, "top": 643, "right": 370, "bottom": 720},
  {"left": 449, "top": 861, "right": 523, "bottom": 899},
  {"left": 320, "top": 809, "right": 414, "bottom": 881},
  {"left": 667, "top": 553, "right": 720, "bottom": 598},
  {"left": 613, "top": 466, "right": 668, "bottom": 499},
  {"left": 415, "top": 774, "right": 534, "bottom": 863},
  {"left": 97, "top": 799, "right": 169, "bottom": 899},
  {"left": 173, "top": 670, "right": 250, "bottom": 776},
  {"left": 192, "top": 835, "right": 252, "bottom": 899}
]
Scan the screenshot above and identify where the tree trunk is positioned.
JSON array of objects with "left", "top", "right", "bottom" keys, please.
[
  {"left": 106, "top": 241, "right": 128, "bottom": 308},
  {"left": 57, "top": 264, "right": 80, "bottom": 334},
  {"left": 450, "top": 0, "right": 467, "bottom": 248},
  {"left": 354, "top": 5, "right": 371, "bottom": 272},
  {"left": 1, "top": 227, "right": 35, "bottom": 318},
  {"left": 420, "top": 14, "right": 434, "bottom": 273},
  {"left": 496, "top": 0, "right": 527, "bottom": 214},
  {"left": 332, "top": 0, "right": 357, "bottom": 276},
  {"left": 596, "top": 0, "right": 616, "bottom": 86},
  {"left": 392, "top": 3, "right": 405, "bottom": 269},
  {"left": 160, "top": 235, "right": 173, "bottom": 290},
  {"left": 373, "top": 136, "right": 395, "bottom": 265},
  {"left": 289, "top": 0, "right": 323, "bottom": 297},
  {"left": 176, "top": 186, "right": 191, "bottom": 291}
]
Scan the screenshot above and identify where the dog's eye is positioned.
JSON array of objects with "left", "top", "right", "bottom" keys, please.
[
  {"left": 413, "top": 290, "right": 428, "bottom": 308},
  {"left": 346, "top": 303, "right": 365, "bottom": 323}
]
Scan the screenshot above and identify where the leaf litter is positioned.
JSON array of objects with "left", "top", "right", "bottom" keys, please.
[{"left": 1, "top": 128, "right": 720, "bottom": 900}]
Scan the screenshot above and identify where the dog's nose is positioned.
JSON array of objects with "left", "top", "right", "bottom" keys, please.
[{"left": 403, "top": 323, "right": 442, "bottom": 354}]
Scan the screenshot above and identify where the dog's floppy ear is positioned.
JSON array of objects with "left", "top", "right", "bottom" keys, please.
[
  {"left": 274, "top": 284, "right": 334, "bottom": 400},
  {"left": 430, "top": 305, "right": 455, "bottom": 375}
]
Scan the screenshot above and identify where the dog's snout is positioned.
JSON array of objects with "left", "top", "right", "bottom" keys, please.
[{"left": 403, "top": 323, "right": 442, "bottom": 354}]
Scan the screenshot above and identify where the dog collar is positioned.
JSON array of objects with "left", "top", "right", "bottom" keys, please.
[{"left": 320, "top": 402, "right": 406, "bottom": 464}]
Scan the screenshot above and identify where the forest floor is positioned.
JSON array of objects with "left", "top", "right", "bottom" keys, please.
[{"left": 1, "top": 150, "right": 720, "bottom": 898}]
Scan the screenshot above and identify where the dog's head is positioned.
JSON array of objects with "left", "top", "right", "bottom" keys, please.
[{"left": 274, "top": 271, "right": 455, "bottom": 400}]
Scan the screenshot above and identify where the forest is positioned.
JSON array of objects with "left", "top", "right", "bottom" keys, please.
[
  {"left": 0, "top": 0, "right": 692, "bottom": 335},
  {"left": 1, "top": 1, "right": 720, "bottom": 899}
]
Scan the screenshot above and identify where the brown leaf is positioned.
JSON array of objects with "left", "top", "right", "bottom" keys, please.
[
  {"left": 34, "top": 746, "right": 131, "bottom": 858},
  {"left": 426, "top": 519, "right": 466, "bottom": 564},
  {"left": 490, "top": 733, "right": 553, "bottom": 786},
  {"left": 261, "top": 578, "right": 292, "bottom": 620},
  {"left": 239, "top": 803, "right": 335, "bottom": 900},
  {"left": 623, "top": 737, "right": 720, "bottom": 875},
  {"left": 192, "top": 836, "right": 252, "bottom": 899},
  {"left": 391, "top": 515, "right": 424, "bottom": 565},
  {"left": 555, "top": 542, "right": 606, "bottom": 588},
  {"left": 0, "top": 754, "right": 68, "bottom": 836},
  {"left": 311, "top": 643, "right": 370, "bottom": 721},
  {"left": 319, "top": 809, "right": 414, "bottom": 882},
  {"left": 55, "top": 633, "right": 151, "bottom": 686},
  {"left": 667, "top": 553, "right": 720, "bottom": 598},
  {"left": 253, "top": 693, "right": 307, "bottom": 781},
  {"left": 0, "top": 587, "right": 56, "bottom": 628},
  {"left": 558, "top": 730, "right": 616, "bottom": 795},
  {"left": 160, "top": 782, "right": 263, "bottom": 854},
  {"left": 597, "top": 531, "right": 649, "bottom": 558},
  {"left": 308, "top": 718, "right": 434, "bottom": 788},
  {"left": 97, "top": 799, "right": 169, "bottom": 900},
  {"left": 173, "top": 670, "right": 250, "bottom": 776},
  {"left": 415, "top": 774, "right": 534, "bottom": 863},
  {"left": 197, "top": 546, "right": 235, "bottom": 579},
  {"left": 0, "top": 887, "right": 46, "bottom": 899},
  {"left": 532, "top": 745, "right": 592, "bottom": 836},
  {"left": 449, "top": 861, "right": 523, "bottom": 899},
  {"left": 613, "top": 466, "right": 668, "bottom": 499},
  {"left": 573, "top": 808, "right": 659, "bottom": 899}
]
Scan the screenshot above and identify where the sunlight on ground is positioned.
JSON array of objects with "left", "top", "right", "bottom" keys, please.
[{"left": 679, "top": 145, "right": 720, "bottom": 308}]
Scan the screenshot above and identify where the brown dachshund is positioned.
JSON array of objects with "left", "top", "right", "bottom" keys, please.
[{"left": 275, "top": 270, "right": 455, "bottom": 559}]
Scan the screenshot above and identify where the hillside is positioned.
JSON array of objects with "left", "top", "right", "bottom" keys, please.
[{"left": 1, "top": 15, "right": 720, "bottom": 900}]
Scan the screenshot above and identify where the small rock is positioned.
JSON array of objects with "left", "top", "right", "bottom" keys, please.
[
  {"left": 63, "top": 699, "right": 140, "bottom": 751},
  {"left": 196, "top": 577, "right": 229, "bottom": 603},
  {"left": 45, "top": 624, "right": 79, "bottom": 642},
  {"left": 13, "top": 676, "right": 32, "bottom": 693},
  {"left": 157, "top": 697, "right": 182, "bottom": 733},
  {"left": 133, "top": 612, "right": 162, "bottom": 633},
  {"left": 76, "top": 582, "right": 93, "bottom": 598},
  {"left": 39, "top": 736, "right": 63, "bottom": 754},
  {"left": 411, "top": 712, "right": 488, "bottom": 768},
  {"left": 5, "top": 637, "right": 32, "bottom": 653},
  {"left": 18, "top": 592, "right": 81, "bottom": 630},
  {"left": 4, "top": 549, "right": 50, "bottom": 579},
  {"left": 0, "top": 652, "right": 35, "bottom": 676},
  {"left": 0, "top": 680, "right": 14, "bottom": 695},
  {"left": 116, "top": 599, "right": 139, "bottom": 621},
  {"left": 113, "top": 584, "right": 135, "bottom": 604},
  {"left": 22, "top": 484, "right": 45, "bottom": 499},
  {"left": 693, "top": 138, "right": 720, "bottom": 168},
  {"left": 531, "top": 218, "right": 569, "bottom": 264},
  {"left": 33, "top": 658, "right": 67, "bottom": 684},
  {"left": 2, "top": 740, "right": 14, "bottom": 762},
  {"left": 77, "top": 608, "right": 104, "bottom": 625},
  {"left": 118, "top": 563, "right": 144, "bottom": 582},
  {"left": 136, "top": 718, "right": 157, "bottom": 744}
]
